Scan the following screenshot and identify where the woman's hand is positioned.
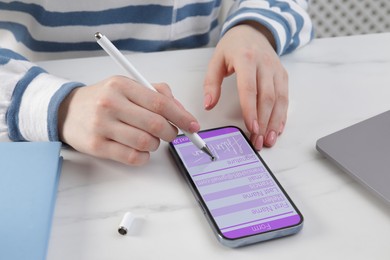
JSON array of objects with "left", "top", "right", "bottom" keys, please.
[
  {"left": 204, "top": 22, "right": 288, "bottom": 150},
  {"left": 58, "top": 76, "right": 200, "bottom": 165}
]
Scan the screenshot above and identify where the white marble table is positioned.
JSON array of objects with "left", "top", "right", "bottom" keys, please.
[{"left": 37, "top": 33, "right": 390, "bottom": 260}]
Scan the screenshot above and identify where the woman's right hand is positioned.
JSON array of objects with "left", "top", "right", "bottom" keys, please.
[{"left": 58, "top": 76, "right": 200, "bottom": 166}]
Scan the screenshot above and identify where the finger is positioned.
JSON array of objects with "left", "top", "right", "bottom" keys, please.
[
  {"left": 250, "top": 133, "right": 264, "bottom": 151},
  {"left": 279, "top": 114, "right": 287, "bottom": 135},
  {"left": 236, "top": 60, "right": 271, "bottom": 151},
  {"left": 203, "top": 50, "right": 226, "bottom": 110},
  {"left": 87, "top": 137, "right": 151, "bottom": 166},
  {"left": 115, "top": 98, "right": 179, "bottom": 142},
  {"left": 154, "top": 82, "right": 185, "bottom": 109},
  {"left": 154, "top": 82, "right": 173, "bottom": 98},
  {"left": 124, "top": 83, "right": 200, "bottom": 134},
  {"left": 234, "top": 58, "right": 259, "bottom": 137},
  {"left": 256, "top": 67, "right": 275, "bottom": 139},
  {"left": 101, "top": 121, "right": 161, "bottom": 152},
  {"left": 264, "top": 70, "right": 289, "bottom": 147}
]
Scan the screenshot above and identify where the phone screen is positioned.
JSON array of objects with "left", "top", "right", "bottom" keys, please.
[{"left": 170, "top": 126, "right": 302, "bottom": 240}]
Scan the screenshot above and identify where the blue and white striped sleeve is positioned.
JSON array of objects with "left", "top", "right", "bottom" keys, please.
[
  {"left": 221, "top": 0, "right": 314, "bottom": 55},
  {"left": 0, "top": 48, "right": 85, "bottom": 142}
]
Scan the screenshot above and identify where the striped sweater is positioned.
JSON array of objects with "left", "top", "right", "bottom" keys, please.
[{"left": 0, "top": 0, "right": 313, "bottom": 142}]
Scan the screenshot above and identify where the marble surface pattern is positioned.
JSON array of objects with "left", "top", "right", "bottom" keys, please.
[{"left": 35, "top": 33, "right": 390, "bottom": 259}]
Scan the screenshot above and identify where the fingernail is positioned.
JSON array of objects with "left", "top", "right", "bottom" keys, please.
[
  {"left": 266, "top": 131, "right": 277, "bottom": 147},
  {"left": 252, "top": 120, "right": 260, "bottom": 135},
  {"left": 189, "top": 121, "right": 200, "bottom": 132},
  {"left": 255, "top": 135, "right": 264, "bottom": 151},
  {"left": 204, "top": 93, "right": 212, "bottom": 109}
]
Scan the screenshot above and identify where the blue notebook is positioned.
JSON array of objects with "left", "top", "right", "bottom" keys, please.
[{"left": 0, "top": 142, "right": 63, "bottom": 260}]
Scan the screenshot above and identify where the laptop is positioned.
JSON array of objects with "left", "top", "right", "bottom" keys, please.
[{"left": 316, "top": 110, "right": 390, "bottom": 205}]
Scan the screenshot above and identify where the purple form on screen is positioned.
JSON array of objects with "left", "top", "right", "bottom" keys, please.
[{"left": 171, "top": 127, "right": 302, "bottom": 239}]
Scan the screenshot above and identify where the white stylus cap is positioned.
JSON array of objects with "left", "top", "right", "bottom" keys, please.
[{"left": 118, "top": 212, "right": 135, "bottom": 235}]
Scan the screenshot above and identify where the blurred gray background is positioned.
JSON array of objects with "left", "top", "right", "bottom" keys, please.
[
  {"left": 308, "top": 0, "right": 390, "bottom": 37},
  {"left": 221, "top": 0, "right": 390, "bottom": 38}
]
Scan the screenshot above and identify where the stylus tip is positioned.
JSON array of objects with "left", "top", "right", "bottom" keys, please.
[{"left": 201, "top": 145, "right": 216, "bottom": 161}]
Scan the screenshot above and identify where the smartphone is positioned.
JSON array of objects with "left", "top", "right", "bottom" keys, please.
[{"left": 169, "top": 126, "right": 303, "bottom": 248}]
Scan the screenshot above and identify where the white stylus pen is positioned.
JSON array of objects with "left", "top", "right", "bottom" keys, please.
[{"left": 95, "top": 32, "right": 215, "bottom": 160}]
